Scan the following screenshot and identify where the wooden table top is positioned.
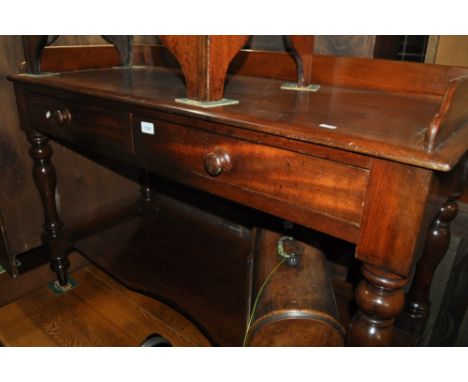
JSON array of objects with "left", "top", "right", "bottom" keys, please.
[{"left": 10, "top": 66, "right": 468, "bottom": 171}]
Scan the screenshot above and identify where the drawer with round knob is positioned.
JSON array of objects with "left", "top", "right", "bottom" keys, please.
[
  {"left": 132, "top": 115, "right": 369, "bottom": 240},
  {"left": 23, "top": 91, "right": 133, "bottom": 153}
]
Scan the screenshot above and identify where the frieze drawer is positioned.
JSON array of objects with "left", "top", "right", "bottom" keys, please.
[
  {"left": 24, "top": 91, "right": 133, "bottom": 153},
  {"left": 132, "top": 115, "right": 369, "bottom": 238}
]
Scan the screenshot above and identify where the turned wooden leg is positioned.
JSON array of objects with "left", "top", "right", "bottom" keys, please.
[
  {"left": 346, "top": 263, "right": 407, "bottom": 346},
  {"left": 27, "top": 131, "right": 69, "bottom": 286},
  {"left": 402, "top": 199, "right": 458, "bottom": 344},
  {"left": 400, "top": 158, "right": 467, "bottom": 344}
]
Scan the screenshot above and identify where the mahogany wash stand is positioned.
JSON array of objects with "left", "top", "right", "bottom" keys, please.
[{"left": 8, "top": 36, "right": 468, "bottom": 346}]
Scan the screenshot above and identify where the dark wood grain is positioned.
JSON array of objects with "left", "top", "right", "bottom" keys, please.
[
  {"left": 41, "top": 45, "right": 123, "bottom": 72},
  {"left": 0, "top": 35, "right": 139, "bottom": 278},
  {"left": 0, "top": 35, "right": 45, "bottom": 258},
  {"left": 229, "top": 48, "right": 468, "bottom": 97},
  {"left": 36, "top": 44, "right": 468, "bottom": 98},
  {"left": 356, "top": 159, "right": 434, "bottom": 277},
  {"left": 74, "top": 200, "right": 251, "bottom": 346},
  {"left": 24, "top": 91, "right": 134, "bottom": 154},
  {"left": 9, "top": 66, "right": 467, "bottom": 170},
  {"left": 26, "top": 130, "right": 69, "bottom": 285},
  {"left": 132, "top": 113, "right": 368, "bottom": 243},
  {"left": 159, "top": 36, "right": 249, "bottom": 102},
  {"left": 349, "top": 157, "right": 466, "bottom": 345},
  {"left": 8, "top": 39, "right": 468, "bottom": 347}
]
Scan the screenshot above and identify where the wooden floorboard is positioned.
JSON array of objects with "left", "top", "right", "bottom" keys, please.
[
  {"left": 0, "top": 303, "right": 57, "bottom": 346},
  {"left": 0, "top": 264, "right": 210, "bottom": 346},
  {"left": 85, "top": 265, "right": 210, "bottom": 346}
]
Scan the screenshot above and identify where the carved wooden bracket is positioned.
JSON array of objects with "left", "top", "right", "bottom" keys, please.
[
  {"left": 101, "top": 35, "right": 134, "bottom": 67},
  {"left": 21, "top": 35, "right": 134, "bottom": 74},
  {"left": 21, "top": 35, "right": 59, "bottom": 74},
  {"left": 160, "top": 35, "right": 249, "bottom": 106}
]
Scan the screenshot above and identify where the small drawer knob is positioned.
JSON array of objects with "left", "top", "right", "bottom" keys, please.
[
  {"left": 204, "top": 150, "right": 232, "bottom": 176},
  {"left": 52, "top": 109, "right": 72, "bottom": 124}
]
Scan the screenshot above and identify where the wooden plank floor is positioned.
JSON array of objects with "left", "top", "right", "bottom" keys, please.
[{"left": 0, "top": 264, "right": 210, "bottom": 346}]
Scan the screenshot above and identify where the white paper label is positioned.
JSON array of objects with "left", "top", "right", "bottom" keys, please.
[
  {"left": 319, "top": 123, "right": 337, "bottom": 130},
  {"left": 141, "top": 121, "right": 155, "bottom": 135}
]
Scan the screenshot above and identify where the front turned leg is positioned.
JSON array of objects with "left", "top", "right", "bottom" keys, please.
[
  {"left": 346, "top": 263, "right": 407, "bottom": 346},
  {"left": 27, "top": 131, "right": 70, "bottom": 286}
]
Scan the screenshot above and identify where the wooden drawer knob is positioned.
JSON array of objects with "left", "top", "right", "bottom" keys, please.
[
  {"left": 46, "top": 109, "right": 72, "bottom": 124},
  {"left": 204, "top": 150, "right": 232, "bottom": 176}
]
